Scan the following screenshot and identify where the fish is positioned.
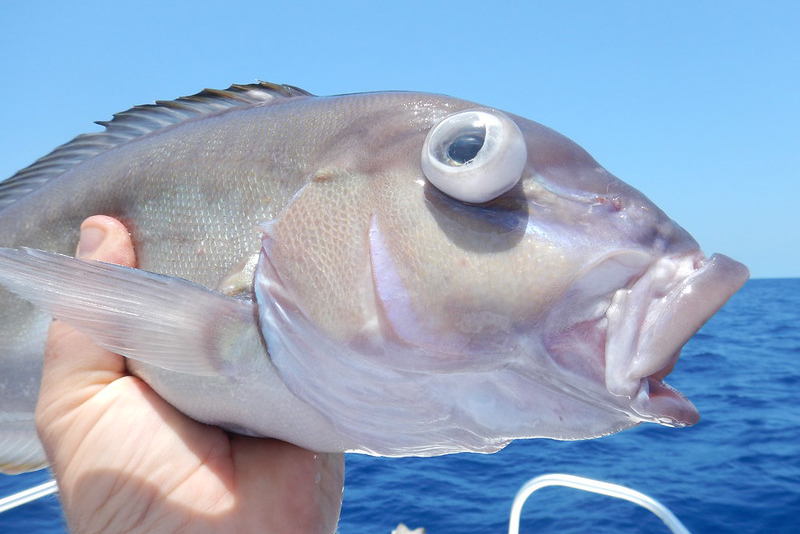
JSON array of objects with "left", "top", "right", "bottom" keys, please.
[{"left": 0, "top": 82, "right": 749, "bottom": 473}]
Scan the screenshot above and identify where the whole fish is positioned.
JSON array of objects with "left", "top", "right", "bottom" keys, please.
[{"left": 0, "top": 82, "right": 748, "bottom": 473}]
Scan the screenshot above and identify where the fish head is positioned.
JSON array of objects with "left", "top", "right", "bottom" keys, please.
[{"left": 256, "top": 94, "right": 749, "bottom": 455}]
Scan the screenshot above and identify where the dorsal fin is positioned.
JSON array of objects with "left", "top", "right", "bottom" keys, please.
[{"left": 0, "top": 81, "right": 313, "bottom": 209}]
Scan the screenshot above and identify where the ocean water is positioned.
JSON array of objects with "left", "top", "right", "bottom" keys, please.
[{"left": 1, "top": 278, "right": 798, "bottom": 533}]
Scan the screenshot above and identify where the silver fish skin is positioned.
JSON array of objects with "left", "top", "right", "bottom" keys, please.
[{"left": 0, "top": 82, "right": 748, "bottom": 472}]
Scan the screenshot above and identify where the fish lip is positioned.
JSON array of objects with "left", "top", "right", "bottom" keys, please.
[
  {"left": 542, "top": 250, "right": 748, "bottom": 427},
  {"left": 604, "top": 252, "right": 749, "bottom": 425}
]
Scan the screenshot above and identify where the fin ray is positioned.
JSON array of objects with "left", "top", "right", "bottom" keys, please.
[
  {"left": 0, "top": 415, "right": 48, "bottom": 474},
  {"left": 0, "top": 82, "right": 313, "bottom": 208},
  {"left": 0, "top": 248, "right": 261, "bottom": 377}
]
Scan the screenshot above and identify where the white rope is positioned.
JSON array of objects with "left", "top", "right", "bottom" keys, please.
[
  {"left": 0, "top": 480, "right": 58, "bottom": 513},
  {"left": 508, "top": 473, "right": 691, "bottom": 534}
]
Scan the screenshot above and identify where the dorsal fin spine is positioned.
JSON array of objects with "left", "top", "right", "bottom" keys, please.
[{"left": 0, "top": 82, "right": 314, "bottom": 209}]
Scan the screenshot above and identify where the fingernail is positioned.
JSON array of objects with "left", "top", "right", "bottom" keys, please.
[{"left": 77, "top": 225, "right": 106, "bottom": 258}]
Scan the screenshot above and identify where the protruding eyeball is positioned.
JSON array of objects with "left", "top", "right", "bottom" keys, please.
[{"left": 421, "top": 109, "right": 527, "bottom": 204}]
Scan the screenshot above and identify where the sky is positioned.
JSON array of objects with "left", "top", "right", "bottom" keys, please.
[{"left": 0, "top": 1, "right": 797, "bottom": 278}]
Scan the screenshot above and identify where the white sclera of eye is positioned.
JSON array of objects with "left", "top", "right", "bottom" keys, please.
[{"left": 421, "top": 109, "right": 527, "bottom": 204}]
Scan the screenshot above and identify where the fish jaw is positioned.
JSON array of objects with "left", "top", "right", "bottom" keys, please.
[
  {"left": 607, "top": 252, "right": 749, "bottom": 424},
  {"left": 544, "top": 250, "right": 749, "bottom": 428}
]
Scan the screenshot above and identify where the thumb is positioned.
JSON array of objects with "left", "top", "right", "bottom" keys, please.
[
  {"left": 76, "top": 215, "right": 136, "bottom": 265},
  {"left": 36, "top": 216, "right": 137, "bottom": 434}
]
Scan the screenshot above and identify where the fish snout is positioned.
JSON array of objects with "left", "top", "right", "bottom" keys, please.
[{"left": 606, "top": 186, "right": 700, "bottom": 256}]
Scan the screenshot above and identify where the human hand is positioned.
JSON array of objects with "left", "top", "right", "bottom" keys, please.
[{"left": 35, "top": 215, "right": 344, "bottom": 534}]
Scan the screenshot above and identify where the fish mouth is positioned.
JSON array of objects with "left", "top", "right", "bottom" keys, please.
[
  {"left": 545, "top": 251, "right": 749, "bottom": 427},
  {"left": 604, "top": 252, "right": 749, "bottom": 425}
]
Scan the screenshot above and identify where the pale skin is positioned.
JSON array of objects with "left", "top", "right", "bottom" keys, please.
[{"left": 35, "top": 215, "right": 345, "bottom": 534}]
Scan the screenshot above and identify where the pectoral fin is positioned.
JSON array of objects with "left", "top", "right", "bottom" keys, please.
[{"left": 0, "top": 248, "right": 261, "bottom": 377}]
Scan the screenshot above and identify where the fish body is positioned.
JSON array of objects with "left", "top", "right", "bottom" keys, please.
[{"left": 0, "top": 83, "right": 748, "bottom": 472}]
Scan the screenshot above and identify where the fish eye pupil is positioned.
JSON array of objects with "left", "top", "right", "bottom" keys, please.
[{"left": 446, "top": 129, "right": 485, "bottom": 165}]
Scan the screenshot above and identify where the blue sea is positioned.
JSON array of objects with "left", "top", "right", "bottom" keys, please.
[{"left": 1, "top": 278, "right": 798, "bottom": 533}]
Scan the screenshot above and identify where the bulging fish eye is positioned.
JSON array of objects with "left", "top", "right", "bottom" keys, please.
[{"left": 421, "top": 109, "right": 527, "bottom": 203}]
